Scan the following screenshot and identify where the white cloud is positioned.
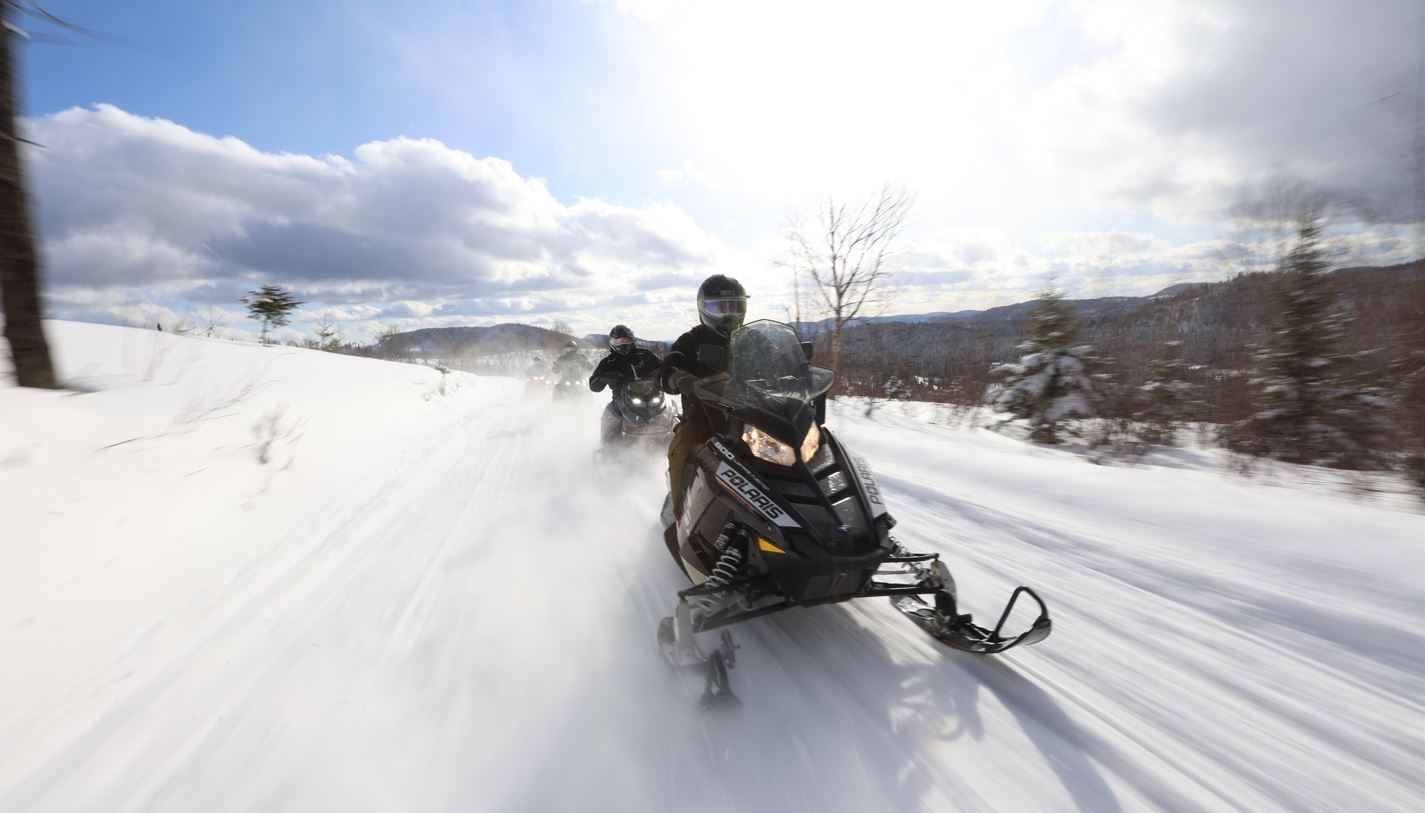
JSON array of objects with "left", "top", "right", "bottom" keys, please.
[
  {"left": 593, "top": 0, "right": 1419, "bottom": 235},
  {"left": 25, "top": 94, "right": 1419, "bottom": 342},
  {"left": 1020, "top": 0, "right": 1421, "bottom": 223},
  {"left": 26, "top": 105, "right": 741, "bottom": 340}
]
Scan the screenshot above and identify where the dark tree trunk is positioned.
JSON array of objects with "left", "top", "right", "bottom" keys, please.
[{"left": 0, "top": 9, "right": 58, "bottom": 389}]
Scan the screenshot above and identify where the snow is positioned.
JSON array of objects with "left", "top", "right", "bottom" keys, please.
[{"left": 3, "top": 321, "right": 1422, "bottom": 812}]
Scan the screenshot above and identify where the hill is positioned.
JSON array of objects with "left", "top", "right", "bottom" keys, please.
[{"left": 826, "top": 260, "right": 1423, "bottom": 419}]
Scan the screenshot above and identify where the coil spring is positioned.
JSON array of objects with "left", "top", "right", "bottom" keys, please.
[
  {"left": 707, "top": 547, "right": 743, "bottom": 589},
  {"left": 692, "top": 535, "right": 743, "bottom": 617}
]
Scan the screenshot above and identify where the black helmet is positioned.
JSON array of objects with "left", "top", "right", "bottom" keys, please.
[
  {"left": 609, "top": 324, "right": 635, "bottom": 355},
  {"left": 563, "top": 340, "right": 579, "bottom": 351},
  {"left": 697, "top": 274, "right": 748, "bottom": 336}
]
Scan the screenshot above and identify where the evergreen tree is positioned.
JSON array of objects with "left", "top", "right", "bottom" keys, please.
[
  {"left": 1224, "top": 212, "right": 1395, "bottom": 469},
  {"left": 242, "top": 284, "right": 304, "bottom": 345},
  {"left": 314, "top": 315, "right": 341, "bottom": 352},
  {"left": 990, "top": 287, "right": 1100, "bottom": 444},
  {"left": 1135, "top": 340, "right": 1204, "bottom": 446}
]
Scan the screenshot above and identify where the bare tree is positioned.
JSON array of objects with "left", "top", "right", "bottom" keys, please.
[
  {"left": 193, "top": 306, "right": 229, "bottom": 338},
  {"left": 371, "top": 322, "right": 402, "bottom": 360},
  {"left": 786, "top": 183, "right": 912, "bottom": 372},
  {"left": 0, "top": 2, "right": 57, "bottom": 387}
]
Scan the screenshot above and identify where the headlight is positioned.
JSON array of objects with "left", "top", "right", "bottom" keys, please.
[
  {"left": 650, "top": 395, "right": 663, "bottom": 406},
  {"left": 800, "top": 423, "right": 820, "bottom": 462},
  {"left": 630, "top": 397, "right": 644, "bottom": 406},
  {"left": 742, "top": 425, "right": 795, "bottom": 466}
]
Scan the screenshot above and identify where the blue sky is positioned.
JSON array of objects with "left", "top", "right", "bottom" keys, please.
[
  {"left": 16, "top": 0, "right": 1422, "bottom": 341},
  {"left": 25, "top": 1, "right": 641, "bottom": 193}
]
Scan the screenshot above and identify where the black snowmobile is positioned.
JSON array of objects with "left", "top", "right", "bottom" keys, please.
[
  {"left": 601, "top": 378, "right": 676, "bottom": 455},
  {"left": 551, "top": 363, "right": 588, "bottom": 402},
  {"left": 657, "top": 320, "right": 1051, "bottom": 707}
]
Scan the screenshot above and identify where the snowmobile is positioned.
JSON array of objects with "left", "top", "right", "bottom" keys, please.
[
  {"left": 657, "top": 320, "right": 1052, "bottom": 708},
  {"left": 599, "top": 378, "right": 676, "bottom": 458},
  {"left": 552, "top": 375, "right": 585, "bottom": 401},
  {"left": 524, "top": 372, "right": 551, "bottom": 400}
]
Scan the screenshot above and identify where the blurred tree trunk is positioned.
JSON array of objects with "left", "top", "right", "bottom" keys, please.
[{"left": 0, "top": 7, "right": 58, "bottom": 388}]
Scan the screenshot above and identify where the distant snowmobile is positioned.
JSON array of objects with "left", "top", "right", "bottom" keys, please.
[
  {"left": 524, "top": 356, "right": 551, "bottom": 400},
  {"left": 552, "top": 374, "right": 586, "bottom": 401},
  {"left": 552, "top": 343, "right": 591, "bottom": 402},
  {"left": 657, "top": 320, "right": 1052, "bottom": 707},
  {"left": 598, "top": 377, "right": 675, "bottom": 458}
]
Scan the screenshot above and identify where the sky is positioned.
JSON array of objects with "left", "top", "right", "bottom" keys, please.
[{"left": 14, "top": 0, "right": 1424, "bottom": 342}]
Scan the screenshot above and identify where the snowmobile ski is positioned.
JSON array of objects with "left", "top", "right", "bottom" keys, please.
[
  {"left": 890, "top": 585, "right": 1052, "bottom": 654},
  {"left": 657, "top": 603, "right": 741, "bottom": 709}
]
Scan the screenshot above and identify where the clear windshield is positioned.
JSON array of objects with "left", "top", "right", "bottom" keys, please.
[{"left": 725, "top": 321, "right": 834, "bottom": 407}]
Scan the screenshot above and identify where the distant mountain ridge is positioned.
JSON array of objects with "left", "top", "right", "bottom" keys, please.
[
  {"left": 794, "top": 281, "right": 1217, "bottom": 332},
  {"left": 381, "top": 262, "right": 1419, "bottom": 372},
  {"left": 389, "top": 323, "right": 576, "bottom": 356}
]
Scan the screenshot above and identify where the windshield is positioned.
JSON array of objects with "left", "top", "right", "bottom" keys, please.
[
  {"left": 725, "top": 321, "right": 834, "bottom": 407},
  {"left": 625, "top": 379, "right": 659, "bottom": 398}
]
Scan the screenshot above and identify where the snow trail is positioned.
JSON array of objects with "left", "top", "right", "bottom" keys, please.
[{"left": 2, "top": 323, "right": 1421, "bottom": 812}]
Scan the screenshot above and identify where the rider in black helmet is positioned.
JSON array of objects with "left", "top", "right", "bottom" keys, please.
[
  {"left": 655, "top": 274, "right": 748, "bottom": 511},
  {"left": 552, "top": 339, "right": 591, "bottom": 385},
  {"left": 590, "top": 324, "right": 662, "bottom": 444}
]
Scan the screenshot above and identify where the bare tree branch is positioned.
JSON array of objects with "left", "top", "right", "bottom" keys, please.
[{"left": 785, "top": 184, "right": 913, "bottom": 374}]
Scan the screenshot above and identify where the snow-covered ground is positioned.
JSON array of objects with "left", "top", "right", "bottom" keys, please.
[{"left": 2, "top": 321, "right": 1421, "bottom": 812}]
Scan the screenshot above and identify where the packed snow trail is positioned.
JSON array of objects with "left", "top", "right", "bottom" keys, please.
[{"left": 2, "top": 323, "right": 1421, "bottom": 812}]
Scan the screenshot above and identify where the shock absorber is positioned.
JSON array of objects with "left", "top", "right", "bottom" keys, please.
[
  {"left": 692, "top": 524, "right": 744, "bottom": 618},
  {"left": 707, "top": 546, "right": 743, "bottom": 588}
]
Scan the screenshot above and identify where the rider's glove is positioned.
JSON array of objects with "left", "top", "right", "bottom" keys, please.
[{"left": 668, "top": 370, "right": 697, "bottom": 396}]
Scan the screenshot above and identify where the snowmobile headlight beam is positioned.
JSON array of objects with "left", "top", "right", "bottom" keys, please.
[
  {"left": 800, "top": 423, "right": 820, "bottom": 463},
  {"left": 742, "top": 425, "right": 795, "bottom": 466},
  {"left": 630, "top": 396, "right": 644, "bottom": 406}
]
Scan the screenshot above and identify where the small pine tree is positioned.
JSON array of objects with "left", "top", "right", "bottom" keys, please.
[
  {"left": 314, "top": 315, "right": 341, "bottom": 352},
  {"left": 1135, "top": 340, "right": 1204, "bottom": 446},
  {"left": 242, "top": 284, "right": 304, "bottom": 345},
  {"left": 1223, "top": 212, "right": 1395, "bottom": 470},
  {"left": 990, "top": 287, "right": 1100, "bottom": 444}
]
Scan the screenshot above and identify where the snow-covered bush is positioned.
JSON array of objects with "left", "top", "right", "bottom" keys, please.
[{"left": 991, "top": 287, "right": 1100, "bottom": 444}]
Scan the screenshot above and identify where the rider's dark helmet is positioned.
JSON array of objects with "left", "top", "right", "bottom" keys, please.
[
  {"left": 609, "top": 324, "right": 635, "bottom": 355},
  {"left": 563, "top": 340, "right": 579, "bottom": 351},
  {"left": 697, "top": 274, "right": 748, "bottom": 336}
]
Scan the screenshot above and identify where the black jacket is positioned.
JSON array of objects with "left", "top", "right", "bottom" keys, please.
[
  {"left": 552, "top": 350, "right": 590, "bottom": 383},
  {"left": 655, "top": 324, "right": 730, "bottom": 414},
  {"left": 589, "top": 347, "right": 662, "bottom": 393}
]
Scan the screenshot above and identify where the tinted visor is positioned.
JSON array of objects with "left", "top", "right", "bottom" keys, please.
[
  {"left": 610, "top": 336, "right": 635, "bottom": 346},
  {"left": 700, "top": 297, "right": 747, "bottom": 317}
]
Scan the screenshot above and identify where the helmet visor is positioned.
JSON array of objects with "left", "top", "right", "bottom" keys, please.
[
  {"left": 610, "top": 336, "right": 635, "bottom": 347},
  {"left": 700, "top": 297, "right": 747, "bottom": 317}
]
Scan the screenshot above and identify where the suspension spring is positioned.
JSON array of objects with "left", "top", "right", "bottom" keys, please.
[
  {"left": 692, "top": 527, "right": 744, "bottom": 618},
  {"left": 707, "top": 547, "right": 743, "bottom": 589}
]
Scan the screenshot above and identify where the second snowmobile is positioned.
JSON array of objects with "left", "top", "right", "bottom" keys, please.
[
  {"left": 657, "top": 320, "right": 1052, "bottom": 707},
  {"left": 599, "top": 377, "right": 676, "bottom": 457}
]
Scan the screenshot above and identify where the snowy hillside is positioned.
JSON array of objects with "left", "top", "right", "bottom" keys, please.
[{"left": 2, "top": 322, "right": 1421, "bottom": 812}]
